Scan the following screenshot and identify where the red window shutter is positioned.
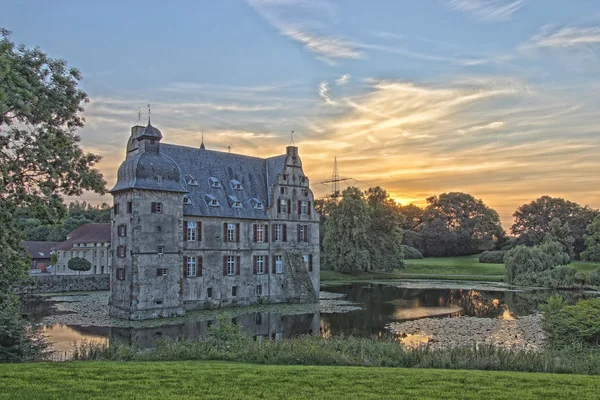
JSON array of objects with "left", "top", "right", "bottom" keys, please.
[
  {"left": 223, "top": 223, "right": 228, "bottom": 242},
  {"left": 272, "top": 257, "right": 276, "bottom": 273},
  {"left": 183, "top": 221, "right": 188, "bottom": 241},
  {"left": 309, "top": 254, "right": 313, "bottom": 272},
  {"left": 151, "top": 202, "right": 156, "bottom": 213},
  {"left": 198, "top": 222, "right": 202, "bottom": 242},
  {"left": 297, "top": 225, "right": 301, "bottom": 242},
  {"left": 265, "top": 256, "right": 269, "bottom": 274},
  {"left": 236, "top": 223, "right": 240, "bottom": 242},
  {"left": 272, "top": 225, "right": 277, "bottom": 242},
  {"left": 199, "top": 256, "right": 203, "bottom": 277},
  {"left": 253, "top": 224, "right": 257, "bottom": 242},
  {"left": 298, "top": 200, "right": 302, "bottom": 216},
  {"left": 277, "top": 198, "right": 281, "bottom": 213},
  {"left": 283, "top": 224, "right": 287, "bottom": 242},
  {"left": 264, "top": 225, "right": 269, "bottom": 242},
  {"left": 236, "top": 256, "right": 241, "bottom": 275},
  {"left": 183, "top": 256, "right": 188, "bottom": 277},
  {"left": 253, "top": 256, "right": 257, "bottom": 274},
  {"left": 287, "top": 199, "right": 291, "bottom": 215},
  {"left": 308, "top": 202, "right": 312, "bottom": 216},
  {"left": 223, "top": 256, "right": 228, "bottom": 275}
]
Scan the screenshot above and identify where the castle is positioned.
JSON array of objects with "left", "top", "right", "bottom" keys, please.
[{"left": 109, "top": 120, "right": 320, "bottom": 320}]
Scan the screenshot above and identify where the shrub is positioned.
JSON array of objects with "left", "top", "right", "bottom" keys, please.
[
  {"left": 588, "top": 268, "right": 600, "bottom": 287},
  {"left": 401, "top": 245, "right": 423, "bottom": 259},
  {"left": 479, "top": 250, "right": 506, "bottom": 264},
  {"left": 68, "top": 257, "right": 91, "bottom": 273},
  {"left": 541, "top": 296, "right": 600, "bottom": 346}
]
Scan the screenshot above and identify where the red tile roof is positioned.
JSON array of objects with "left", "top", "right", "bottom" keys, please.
[{"left": 54, "top": 223, "right": 111, "bottom": 251}]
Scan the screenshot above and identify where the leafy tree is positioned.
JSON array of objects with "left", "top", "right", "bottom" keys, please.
[
  {"left": 545, "top": 218, "right": 574, "bottom": 262},
  {"left": 398, "top": 203, "right": 423, "bottom": 231},
  {"left": 418, "top": 192, "right": 504, "bottom": 256},
  {"left": 0, "top": 30, "right": 105, "bottom": 361},
  {"left": 504, "top": 238, "right": 571, "bottom": 287},
  {"left": 67, "top": 257, "right": 91, "bottom": 274},
  {"left": 364, "top": 187, "right": 403, "bottom": 271},
  {"left": 323, "top": 187, "right": 371, "bottom": 273},
  {"left": 581, "top": 215, "right": 600, "bottom": 262},
  {"left": 50, "top": 252, "right": 58, "bottom": 267},
  {"left": 511, "top": 196, "right": 598, "bottom": 258}
]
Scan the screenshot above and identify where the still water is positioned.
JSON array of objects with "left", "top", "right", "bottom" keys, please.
[{"left": 23, "top": 281, "right": 595, "bottom": 353}]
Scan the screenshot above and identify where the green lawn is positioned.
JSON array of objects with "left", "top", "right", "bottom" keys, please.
[
  {"left": 320, "top": 255, "right": 600, "bottom": 283},
  {"left": 2, "top": 361, "right": 600, "bottom": 399}
]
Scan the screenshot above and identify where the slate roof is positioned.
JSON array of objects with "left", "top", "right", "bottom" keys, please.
[
  {"left": 110, "top": 152, "right": 187, "bottom": 193},
  {"left": 54, "top": 223, "right": 111, "bottom": 251},
  {"left": 23, "top": 241, "right": 60, "bottom": 259},
  {"left": 160, "top": 144, "right": 287, "bottom": 220}
]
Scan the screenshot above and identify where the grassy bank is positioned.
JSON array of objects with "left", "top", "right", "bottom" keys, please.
[
  {"left": 2, "top": 361, "right": 600, "bottom": 400},
  {"left": 321, "top": 255, "right": 600, "bottom": 283}
]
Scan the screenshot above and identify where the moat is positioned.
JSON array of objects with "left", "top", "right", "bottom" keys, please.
[{"left": 22, "top": 280, "right": 598, "bottom": 357}]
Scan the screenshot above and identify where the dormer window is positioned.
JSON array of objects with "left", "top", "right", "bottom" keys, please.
[
  {"left": 249, "top": 198, "right": 264, "bottom": 210},
  {"left": 204, "top": 194, "right": 221, "bottom": 207},
  {"left": 230, "top": 179, "right": 243, "bottom": 190},
  {"left": 209, "top": 177, "right": 222, "bottom": 188},
  {"left": 183, "top": 195, "right": 192, "bottom": 205},
  {"left": 228, "top": 196, "right": 243, "bottom": 209},
  {"left": 186, "top": 175, "right": 198, "bottom": 186}
]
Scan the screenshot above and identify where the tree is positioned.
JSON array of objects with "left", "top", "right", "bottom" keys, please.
[
  {"left": 67, "top": 257, "right": 91, "bottom": 275},
  {"left": 323, "top": 187, "right": 371, "bottom": 273},
  {"left": 0, "top": 30, "right": 105, "bottom": 361},
  {"left": 581, "top": 215, "right": 600, "bottom": 262},
  {"left": 545, "top": 218, "right": 574, "bottom": 262},
  {"left": 50, "top": 252, "right": 58, "bottom": 268},
  {"left": 364, "top": 187, "right": 404, "bottom": 271},
  {"left": 511, "top": 196, "right": 598, "bottom": 258},
  {"left": 418, "top": 192, "right": 504, "bottom": 256}
]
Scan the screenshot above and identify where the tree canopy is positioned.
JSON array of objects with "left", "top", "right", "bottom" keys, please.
[
  {"left": 67, "top": 257, "right": 91, "bottom": 273},
  {"left": 581, "top": 215, "right": 600, "bottom": 262}
]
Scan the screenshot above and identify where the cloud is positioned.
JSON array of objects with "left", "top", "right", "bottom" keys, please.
[
  {"left": 447, "top": 0, "right": 525, "bottom": 21},
  {"left": 317, "top": 81, "right": 337, "bottom": 105},
  {"left": 457, "top": 121, "right": 504, "bottom": 134},
  {"left": 246, "top": 0, "right": 362, "bottom": 63},
  {"left": 529, "top": 26, "right": 600, "bottom": 48},
  {"left": 335, "top": 74, "right": 351, "bottom": 86}
]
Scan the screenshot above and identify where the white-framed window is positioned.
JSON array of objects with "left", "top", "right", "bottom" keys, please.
[
  {"left": 187, "top": 256, "right": 197, "bottom": 277},
  {"left": 256, "top": 284, "right": 262, "bottom": 296},
  {"left": 275, "top": 255, "right": 283, "bottom": 274},
  {"left": 280, "top": 199, "right": 287, "bottom": 213},
  {"left": 205, "top": 194, "right": 221, "bottom": 207},
  {"left": 183, "top": 195, "right": 192, "bottom": 205},
  {"left": 300, "top": 225, "right": 307, "bottom": 242},
  {"left": 256, "top": 255, "right": 264, "bottom": 274},
  {"left": 275, "top": 224, "right": 282, "bottom": 241},
  {"left": 227, "top": 224, "right": 236, "bottom": 242},
  {"left": 256, "top": 225, "right": 264, "bottom": 242},
  {"left": 227, "top": 256, "right": 236, "bottom": 276},
  {"left": 157, "top": 246, "right": 164, "bottom": 255},
  {"left": 187, "top": 221, "right": 197, "bottom": 241},
  {"left": 303, "top": 255, "right": 309, "bottom": 270},
  {"left": 301, "top": 201, "right": 308, "bottom": 215}
]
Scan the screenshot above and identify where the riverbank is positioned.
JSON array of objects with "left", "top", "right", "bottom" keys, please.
[
  {"left": 321, "top": 255, "right": 600, "bottom": 283},
  {"left": 2, "top": 361, "right": 600, "bottom": 399}
]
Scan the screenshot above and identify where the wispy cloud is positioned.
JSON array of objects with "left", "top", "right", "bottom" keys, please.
[
  {"left": 448, "top": 0, "right": 525, "bottom": 21},
  {"left": 529, "top": 26, "right": 600, "bottom": 48},
  {"left": 317, "top": 81, "right": 335, "bottom": 105},
  {"left": 457, "top": 121, "right": 504, "bottom": 134},
  {"left": 335, "top": 74, "right": 351, "bottom": 86},
  {"left": 246, "top": 0, "right": 362, "bottom": 64}
]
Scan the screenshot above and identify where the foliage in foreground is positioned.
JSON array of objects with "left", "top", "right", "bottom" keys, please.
[
  {"left": 541, "top": 296, "right": 600, "bottom": 347},
  {"left": 4, "top": 361, "right": 600, "bottom": 400},
  {"left": 67, "top": 319, "right": 600, "bottom": 375}
]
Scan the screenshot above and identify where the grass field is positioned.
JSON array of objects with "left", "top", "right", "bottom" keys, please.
[
  {"left": 320, "top": 255, "right": 600, "bottom": 283},
  {"left": 2, "top": 361, "right": 600, "bottom": 399}
]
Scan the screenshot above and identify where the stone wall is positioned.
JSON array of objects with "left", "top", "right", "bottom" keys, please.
[{"left": 17, "top": 274, "right": 110, "bottom": 294}]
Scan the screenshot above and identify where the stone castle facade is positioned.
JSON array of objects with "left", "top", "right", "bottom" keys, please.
[{"left": 109, "top": 120, "right": 319, "bottom": 320}]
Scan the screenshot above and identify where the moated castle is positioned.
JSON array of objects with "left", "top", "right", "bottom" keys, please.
[{"left": 109, "top": 120, "right": 319, "bottom": 320}]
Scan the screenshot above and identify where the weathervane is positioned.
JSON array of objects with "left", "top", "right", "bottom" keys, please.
[
  {"left": 147, "top": 103, "right": 151, "bottom": 122},
  {"left": 290, "top": 130, "right": 295, "bottom": 145}
]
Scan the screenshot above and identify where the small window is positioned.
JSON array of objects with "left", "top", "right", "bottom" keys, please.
[
  {"left": 232, "top": 285, "right": 237, "bottom": 297},
  {"left": 187, "top": 256, "right": 197, "bottom": 277},
  {"left": 300, "top": 176, "right": 306, "bottom": 183},
  {"left": 156, "top": 268, "right": 168, "bottom": 277},
  {"left": 230, "top": 179, "right": 243, "bottom": 190},
  {"left": 113, "top": 203, "right": 119, "bottom": 215},
  {"left": 227, "top": 224, "right": 236, "bottom": 242},
  {"left": 127, "top": 201, "right": 133, "bottom": 213},
  {"left": 154, "top": 300, "right": 163, "bottom": 305},
  {"left": 157, "top": 226, "right": 162, "bottom": 232},
  {"left": 183, "top": 195, "right": 192, "bottom": 205},
  {"left": 227, "top": 255, "right": 236, "bottom": 275},
  {"left": 301, "top": 201, "right": 308, "bottom": 215},
  {"left": 207, "top": 287, "right": 213, "bottom": 298},
  {"left": 209, "top": 177, "right": 222, "bottom": 188},
  {"left": 280, "top": 187, "right": 288, "bottom": 195},
  {"left": 282, "top": 174, "right": 288, "bottom": 181},
  {"left": 205, "top": 194, "right": 221, "bottom": 207},
  {"left": 157, "top": 246, "right": 164, "bottom": 255},
  {"left": 186, "top": 175, "right": 198, "bottom": 186},
  {"left": 256, "top": 255, "right": 265, "bottom": 274},
  {"left": 228, "top": 196, "right": 243, "bottom": 209},
  {"left": 256, "top": 313, "right": 262, "bottom": 325},
  {"left": 256, "top": 284, "right": 262, "bottom": 296},
  {"left": 117, "top": 246, "right": 127, "bottom": 258},
  {"left": 275, "top": 255, "right": 283, "bottom": 274},
  {"left": 187, "top": 221, "right": 197, "bottom": 241},
  {"left": 152, "top": 202, "right": 163, "bottom": 213},
  {"left": 303, "top": 189, "right": 309, "bottom": 196},
  {"left": 249, "top": 198, "right": 264, "bottom": 210}
]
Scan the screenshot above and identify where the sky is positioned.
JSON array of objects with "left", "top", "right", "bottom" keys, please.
[{"left": 2, "top": 0, "right": 600, "bottom": 230}]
